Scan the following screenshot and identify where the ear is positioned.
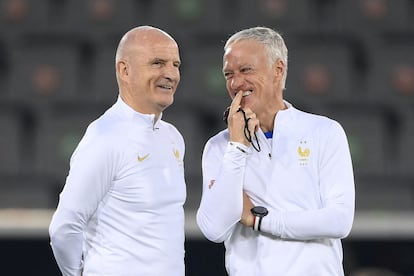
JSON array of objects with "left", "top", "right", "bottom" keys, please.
[
  {"left": 274, "top": 59, "right": 285, "bottom": 79},
  {"left": 116, "top": 60, "right": 129, "bottom": 81}
]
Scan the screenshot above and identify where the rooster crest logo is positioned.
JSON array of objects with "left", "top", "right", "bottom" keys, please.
[
  {"left": 297, "top": 146, "right": 310, "bottom": 158},
  {"left": 298, "top": 140, "right": 310, "bottom": 166}
]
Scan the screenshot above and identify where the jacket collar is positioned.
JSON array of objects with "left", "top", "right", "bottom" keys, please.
[{"left": 114, "top": 95, "right": 162, "bottom": 128}]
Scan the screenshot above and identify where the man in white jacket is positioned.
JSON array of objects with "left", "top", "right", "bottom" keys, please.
[
  {"left": 197, "top": 26, "right": 355, "bottom": 276},
  {"left": 49, "top": 26, "right": 186, "bottom": 276}
]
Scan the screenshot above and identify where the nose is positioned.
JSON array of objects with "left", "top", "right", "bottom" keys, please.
[
  {"left": 229, "top": 73, "right": 244, "bottom": 91},
  {"left": 164, "top": 63, "right": 180, "bottom": 82}
]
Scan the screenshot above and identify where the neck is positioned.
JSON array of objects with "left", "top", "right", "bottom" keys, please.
[
  {"left": 120, "top": 91, "right": 162, "bottom": 121},
  {"left": 259, "top": 100, "right": 286, "bottom": 132}
]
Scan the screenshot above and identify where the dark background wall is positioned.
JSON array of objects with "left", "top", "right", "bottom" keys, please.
[{"left": 0, "top": 0, "right": 414, "bottom": 275}]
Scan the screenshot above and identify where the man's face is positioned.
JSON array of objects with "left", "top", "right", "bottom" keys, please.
[
  {"left": 223, "top": 40, "right": 279, "bottom": 113},
  {"left": 128, "top": 37, "right": 181, "bottom": 114}
]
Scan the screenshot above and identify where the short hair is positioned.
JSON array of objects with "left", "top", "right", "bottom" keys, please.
[{"left": 224, "top": 27, "right": 288, "bottom": 89}]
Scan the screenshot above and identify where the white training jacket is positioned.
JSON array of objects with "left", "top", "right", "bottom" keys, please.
[
  {"left": 49, "top": 96, "right": 186, "bottom": 276},
  {"left": 197, "top": 101, "right": 355, "bottom": 276}
]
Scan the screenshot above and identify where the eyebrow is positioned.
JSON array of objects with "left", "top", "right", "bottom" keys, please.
[
  {"left": 150, "top": 57, "right": 181, "bottom": 65},
  {"left": 150, "top": 57, "right": 165, "bottom": 63}
]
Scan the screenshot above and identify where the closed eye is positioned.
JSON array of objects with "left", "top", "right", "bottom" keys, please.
[
  {"left": 224, "top": 72, "right": 233, "bottom": 79},
  {"left": 240, "top": 67, "right": 252, "bottom": 74},
  {"left": 151, "top": 58, "right": 166, "bottom": 67}
]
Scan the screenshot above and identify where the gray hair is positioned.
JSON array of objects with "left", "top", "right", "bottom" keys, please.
[{"left": 224, "top": 27, "right": 288, "bottom": 89}]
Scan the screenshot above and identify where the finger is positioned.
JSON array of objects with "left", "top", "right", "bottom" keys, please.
[
  {"left": 242, "top": 108, "right": 258, "bottom": 132},
  {"left": 229, "top": 90, "right": 243, "bottom": 115},
  {"left": 227, "top": 92, "right": 249, "bottom": 145},
  {"left": 247, "top": 117, "right": 260, "bottom": 135},
  {"left": 242, "top": 108, "right": 255, "bottom": 119}
]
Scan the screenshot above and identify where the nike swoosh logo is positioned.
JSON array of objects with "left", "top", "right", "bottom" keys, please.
[{"left": 137, "top": 153, "right": 150, "bottom": 162}]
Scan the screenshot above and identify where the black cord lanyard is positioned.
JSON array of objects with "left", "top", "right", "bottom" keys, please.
[
  {"left": 237, "top": 108, "right": 261, "bottom": 152},
  {"left": 223, "top": 107, "right": 261, "bottom": 152}
]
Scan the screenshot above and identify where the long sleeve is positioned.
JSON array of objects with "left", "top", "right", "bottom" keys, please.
[
  {"left": 260, "top": 120, "right": 355, "bottom": 240},
  {"left": 48, "top": 208, "right": 86, "bottom": 276},
  {"left": 50, "top": 97, "right": 186, "bottom": 276},
  {"left": 49, "top": 135, "right": 115, "bottom": 276},
  {"left": 199, "top": 104, "right": 355, "bottom": 276},
  {"left": 197, "top": 141, "right": 251, "bottom": 243}
]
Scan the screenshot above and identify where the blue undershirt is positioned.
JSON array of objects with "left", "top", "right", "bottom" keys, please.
[{"left": 264, "top": 131, "right": 273, "bottom": 139}]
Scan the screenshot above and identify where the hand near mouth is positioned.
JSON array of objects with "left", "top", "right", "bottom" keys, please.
[{"left": 228, "top": 91, "right": 259, "bottom": 147}]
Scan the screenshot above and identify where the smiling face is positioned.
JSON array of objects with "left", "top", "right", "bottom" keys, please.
[
  {"left": 223, "top": 39, "right": 284, "bottom": 116},
  {"left": 116, "top": 27, "right": 181, "bottom": 116}
]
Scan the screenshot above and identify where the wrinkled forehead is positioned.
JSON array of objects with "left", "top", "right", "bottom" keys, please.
[
  {"left": 224, "top": 40, "right": 265, "bottom": 59},
  {"left": 223, "top": 40, "right": 266, "bottom": 65},
  {"left": 132, "top": 41, "right": 180, "bottom": 64},
  {"left": 133, "top": 29, "right": 177, "bottom": 49}
]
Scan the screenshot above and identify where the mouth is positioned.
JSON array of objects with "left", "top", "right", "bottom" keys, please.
[
  {"left": 238, "top": 90, "right": 253, "bottom": 97},
  {"left": 157, "top": 84, "right": 174, "bottom": 91}
]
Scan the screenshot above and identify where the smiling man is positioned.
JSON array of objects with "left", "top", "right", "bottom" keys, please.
[
  {"left": 197, "top": 27, "right": 355, "bottom": 276},
  {"left": 49, "top": 26, "right": 186, "bottom": 276}
]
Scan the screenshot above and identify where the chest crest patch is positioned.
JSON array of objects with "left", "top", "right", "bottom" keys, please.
[
  {"left": 173, "top": 149, "right": 180, "bottom": 160},
  {"left": 297, "top": 140, "right": 310, "bottom": 166}
]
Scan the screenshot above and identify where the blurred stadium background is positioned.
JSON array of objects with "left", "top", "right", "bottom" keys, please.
[{"left": 0, "top": 0, "right": 413, "bottom": 275}]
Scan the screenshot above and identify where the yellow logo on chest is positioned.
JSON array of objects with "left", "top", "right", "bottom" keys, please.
[
  {"left": 173, "top": 148, "right": 184, "bottom": 166},
  {"left": 137, "top": 153, "right": 150, "bottom": 162},
  {"left": 297, "top": 140, "right": 310, "bottom": 166},
  {"left": 173, "top": 149, "right": 180, "bottom": 160},
  {"left": 298, "top": 146, "right": 310, "bottom": 158}
]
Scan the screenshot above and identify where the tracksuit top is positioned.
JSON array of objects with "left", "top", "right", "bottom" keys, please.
[
  {"left": 49, "top": 96, "right": 186, "bottom": 276},
  {"left": 197, "top": 101, "right": 355, "bottom": 276}
]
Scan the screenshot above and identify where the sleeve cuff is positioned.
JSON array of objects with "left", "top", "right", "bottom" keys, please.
[
  {"left": 228, "top": 141, "right": 251, "bottom": 154},
  {"left": 260, "top": 210, "right": 283, "bottom": 237}
]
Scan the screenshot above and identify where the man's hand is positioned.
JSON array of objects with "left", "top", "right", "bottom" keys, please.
[{"left": 228, "top": 91, "right": 259, "bottom": 147}]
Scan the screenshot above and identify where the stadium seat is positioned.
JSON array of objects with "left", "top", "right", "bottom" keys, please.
[
  {"left": 355, "top": 174, "right": 414, "bottom": 211},
  {"left": 305, "top": 0, "right": 347, "bottom": 33},
  {"left": 0, "top": 106, "right": 20, "bottom": 174},
  {"left": 406, "top": 1, "right": 414, "bottom": 32},
  {"left": 0, "top": 41, "right": 10, "bottom": 101},
  {"left": 177, "top": 40, "right": 229, "bottom": 115},
  {"left": 342, "top": 0, "right": 408, "bottom": 34},
  {"left": 323, "top": 104, "right": 390, "bottom": 176},
  {"left": 365, "top": 40, "right": 414, "bottom": 105},
  {"left": 396, "top": 108, "right": 414, "bottom": 176},
  {"left": 34, "top": 104, "right": 105, "bottom": 178},
  {"left": 0, "top": 174, "right": 59, "bottom": 208},
  {"left": 0, "top": 0, "right": 49, "bottom": 36},
  {"left": 285, "top": 38, "right": 356, "bottom": 105},
  {"left": 58, "top": 0, "right": 137, "bottom": 37},
  {"left": 232, "top": 0, "right": 298, "bottom": 31},
  {"left": 90, "top": 37, "right": 119, "bottom": 104},
  {"left": 8, "top": 41, "right": 82, "bottom": 104},
  {"left": 147, "top": 0, "right": 224, "bottom": 33},
  {"left": 233, "top": 0, "right": 343, "bottom": 33}
]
